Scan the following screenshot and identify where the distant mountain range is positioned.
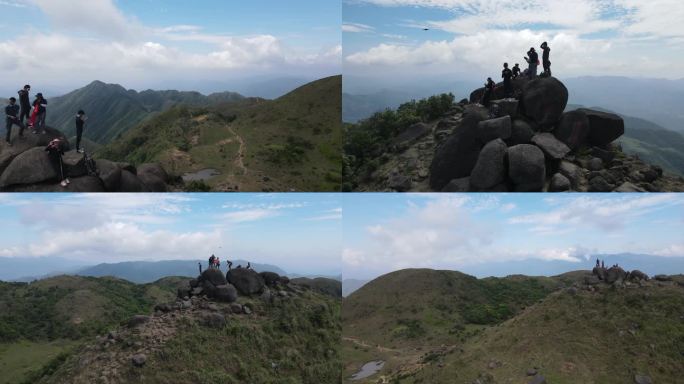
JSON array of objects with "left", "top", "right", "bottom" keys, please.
[{"left": 47, "top": 80, "right": 244, "bottom": 144}]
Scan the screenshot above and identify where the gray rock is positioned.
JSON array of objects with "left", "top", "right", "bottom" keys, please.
[
  {"left": 558, "top": 161, "right": 581, "bottom": 188},
  {"left": 477, "top": 116, "right": 512, "bottom": 143},
  {"left": 62, "top": 150, "right": 87, "bottom": 177},
  {"left": 526, "top": 369, "right": 538, "bottom": 376},
  {"left": 260, "top": 271, "right": 282, "bottom": 286},
  {"left": 555, "top": 110, "right": 590, "bottom": 150},
  {"left": 588, "top": 157, "right": 604, "bottom": 171},
  {"left": 214, "top": 284, "right": 238, "bottom": 303},
  {"left": 584, "top": 275, "right": 601, "bottom": 285},
  {"left": 470, "top": 139, "right": 507, "bottom": 190},
  {"left": 508, "top": 144, "right": 546, "bottom": 191},
  {"left": 490, "top": 99, "right": 519, "bottom": 117},
  {"left": 96, "top": 159, "right": 122, "bottom": 192},
  {"left": 117, "top": 170, "right": 150, "bottom": 192},
  {"left": 591, "top": 146, "right": 615, "bottom": 163},
  {"left": 200, "top": 312, "right": 226, "bottom": 328},
  {"left": 654, "top": 275, "right": 672, "bottom": 282},
  {"left": 531, "top": 133, "right": 571, "bottom": 160},
  {"left": 131, "top": 354, "right": 147, "bottom": 367},
  {"left": 578, "top": 108, "right": 625, "bottom": 146},
  {"left": 566, "top": 287, "right": 578, "bottom": 295},
  {"left": 137, "top": 163, "right": 167, "bottom": 192},
  {"left": 0, "top": 147, "right": 58, "bottom": 188},
  {"left": 520, "top": 77, "right": 568, "bottom": 127},
  {"left": 227, "top": 268, "right": 266, "bottom": 296},
  {"left": 230, "top": 303, "right": 243, "bottom": 314},
  {"left": 588, "top": 175, "right": 613, "bottom": 192},
  {"left": 528, "top": 375, "right": 547, "bottom": 384},
  {"left": 388, "top": 173, "right": 412, "bottom": 192},
  {"left": 549, "top": 173, "right": 570, "bottom": 192},
  {"left": 393, "top": 122, "right": 430, "bottom": 147},
  {"left": 605, "top": 266, "right": 627, "bottom": 284},
  {"left": 614, "top": 182, "right": 646, "bottom": 192},
  {"left": 634, "top": 374, "right": 653, "bottom": 384},
  {"left": 509, "top": 119, "right": 534, "bottom": 145},
  {"left": 441, "top": 177, "right": 470, "bottom": 192},
  {"left": 128, "top": 315, "right": 150, "bottom": 328},
  {"left": 202, "top": 268, "right": 228, "bottom": 286}
]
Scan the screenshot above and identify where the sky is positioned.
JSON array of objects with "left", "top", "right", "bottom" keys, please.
[
  {"left": 0, "top": 193, "right": 342, "bottom": 276},
  {"left": 343, "top": 0, "right": 684, "bottom": 92},
  {"left": 0, "top": 0, "right": 341, "bottom": 95},
  {"left": 342, "top": 193, "right": 684, "bottom": 280}
]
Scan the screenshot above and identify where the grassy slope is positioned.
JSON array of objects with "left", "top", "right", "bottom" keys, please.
[
  {"left": 0, "top": 276, "right": 177, "bottom": 383},
  {"left": 97, "top": 76, "right": 342, "bottom": 191},
  {"left": 413, "top": 284, "right": 684, "bottom": 384}
]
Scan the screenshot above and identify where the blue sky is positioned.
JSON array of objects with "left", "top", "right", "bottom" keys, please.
[
  {"left": 342, "top": 193, "right": 684, "bottom": 280},
  {"left": 343, "top": 0, "right": 684, "bottom": 92},
  {"left": 0, "top": 0, "right": 340, "bottom": 94},
  {"left": 0, "top": 193, "right": 342, "bottom": 276}
]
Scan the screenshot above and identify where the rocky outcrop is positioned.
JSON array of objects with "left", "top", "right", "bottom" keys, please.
[
  {"left": 359, "top": 75, "right": 684, "bottom": 192},
  {"left": 0, "top": 126, "right": 170, "bottom": 192},
  {"left": 227, "top": 268, "right": 265, "bottom": 296}
]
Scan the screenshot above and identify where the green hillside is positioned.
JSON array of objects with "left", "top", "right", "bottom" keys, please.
[
  {"left": 0, "top": 275, "right": 178, "bottom": 384},
  {"left": 342, "top": 269, "right": 684, "bottom": 384},
  {"left": 47, "top": 81, "right": 244, "bottom": 144},
  {"left": 98, "top": 75, "right": 343, "bottom": 192}
]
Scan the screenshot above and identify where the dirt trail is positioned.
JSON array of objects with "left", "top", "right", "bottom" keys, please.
[{"left": 226, "top": 124, "right": 247, "bottom": 175}]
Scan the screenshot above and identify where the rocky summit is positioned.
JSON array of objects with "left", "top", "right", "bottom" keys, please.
[
  {"left": 354, "top": 76, "right": 684, "bottom": 192},
  {"left": 0, "top": 126, "right": 171, "bottom": 192}
]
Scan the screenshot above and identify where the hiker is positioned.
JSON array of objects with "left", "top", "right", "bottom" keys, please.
[
  {"left": 17, "top": 85, "right": 31, "bottom": 124},
  {"left": 541, "top": 42, "right": 551, "bottom": 77},
  {"left": 215, "top": 256, "right": 221, "bottom": 270},
  {"left": 227, "top": 260, "right": 233, "bottom": 271},
  {"left": 208, "top": 254, "right": 216, "bottom": 269},
  {"left": 595, "top": 259, "right": 600, "bottom": 268},
  {"left": 198, "top": 262, "right": 202, "bottom": 274},
  {"left": 246, "top": 262, "right": 251, "bottom": 270},
  {"left": 480, "top": 77, "right": 496, "bottom": 107},
  {"left": 502, "top": 63, "right": 513, "bottom": 98},
  {"left": 75, "top": 110, "right": 87, "bottom": 153},
  {"left": 45, "top": 138, "right": 69, "bottom": 187},
  {"left": 512, "top": 63, "right": 521, "bottom": 79},
  {"left": 524, "top": 47, "right": 538, "bottom": 78},
  {"left": 31, "top": 93, "right": 47, "bottom": 134},
  {"left": 601, "top": 260, "right": 605, "bottom": 269},
  {"left": 5, "top": 97, "right": 25, "bottom": 146}
]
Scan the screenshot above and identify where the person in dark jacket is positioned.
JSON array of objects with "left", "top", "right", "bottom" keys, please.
[
  {"left": 75, "top": 110, "right": 87, "bottom": 153},
  {"left": 45, "top": 137, "right": 69, "bottom": 187},
  {"left": 502, "top": 63, "right": 513, "bottom": 97},
  {"left": 480, "top": 77, "right": 496, "bottom": 107},
  {"left": 512, "top": 63, "right": 521, "bottom": 79},
  {"left": 5, "top": 97, "right": 25, "bottom": 146},
  {"left": 17, "top": 85, "right": 31, "bottom": 124},
  {"left": 32, "top": 93, "right": 48, "bottom": 134},
  {"left": 541, "top": 42, "right": 551, "bottom": 76},
  {"left": 524, "top": 47, "right": 538, "bottom": 78}
]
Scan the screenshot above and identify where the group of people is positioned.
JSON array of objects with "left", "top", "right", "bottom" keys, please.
[
  {"left": 595, "top": 259, "right": 620, "bottom": 269},
  {"left": 4, "top": 83, "right": 90, "bottom": 187},
  {"left": 199, "top": 255, "right": 252, "bottom": 273},
  {"left": 480, "top": 42, "right": 552, "bottom": 106}
]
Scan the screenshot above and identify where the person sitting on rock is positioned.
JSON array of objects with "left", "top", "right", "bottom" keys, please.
[
  {"left": 501, "top": 63, "right": 513, "bottom": 98},
  {"left": 5, "top": 97, "right": 25, "bottom": 146},
  {"left": 45, "top": 137, "right": 69, "bottom": 187},
  {"left": 540, "top": 42, "right": 551, "bottom": 77},
  {"left": 512, "top": 63, "right": 521, "bottom": 79},
  {"left": 524, "top": 47, "right": 538, "bottom": 78},
  {"left": 480, "top": 77, "right": 496, "bottom": 107}
]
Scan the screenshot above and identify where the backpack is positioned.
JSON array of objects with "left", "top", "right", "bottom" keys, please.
[{"left": 83, "top": 151, "right": 98, "bottom": 176}]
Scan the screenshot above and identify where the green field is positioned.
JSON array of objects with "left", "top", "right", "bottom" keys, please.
[{"left": 0, "top": 340, "right": 78, "bottom": 384}]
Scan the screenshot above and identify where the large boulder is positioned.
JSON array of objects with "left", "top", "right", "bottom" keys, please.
[
  {"left": 260, "top": 271, "right": 282, "bottom": 287},
  {"left": 96, "top": 159, "right": 122, "bottom": 192},
  {"left": 509, "top": 119, "right": 534, "bottom": 146},
  {"left": 593, "top": 267, "right": 607, "bottom": 281},
  {"left": 0, "top": 147, "right": 58, "bottom": 188},
  {"left": 605, "top": 266, "right": 627, "bottom": 284},
  {"left": 429, "top": 111, "right": 484, "bottom": 190},
  {"left": 558, "top": 160, "right": 582, "bottom": 189},
  {"left": 577, "top": 108, "right": 624, "bottom": 146},
  {"left": 392, "top": 122, "right": 430, "bottom": 147},
  {"left": 62, "top": 150, "right": 88, "bottom": 178},
  {"left": 227, "top": 268, "right": 265, "bottom": 296},
  {"left": 554, "top": 110, "right": 591, "bottom": 150},
  {"left": 531, "top": 133, "right": 571, "bottom": 160},
  {"left": 477, "top": 116, "right": 512, "bottom": 144},
  {"left": 137, "top": 163, "right": 168, "bottom": 192},
  {"left": 507, "top": 144, "right": 545, "bottom": 191},
  {"left": 4, "top": 175, "right": 105, "bottom": 192},
  {"left": 520, "top": 77, "right": 568, "bottom": 127},
  {"left": 441, "top": 177, "right": 470, "bottom": 192},
  {"left": 470, "top": 139, "right": 507, "bottom": 190},
  {"left": 201, "top": 268, "right": 227, "bottom": 286},
  {"left": 213, "top": 284, "right": 238, "bottom": 303},
  {"left": 490, "top": 99, "right": 519, "bottom": 118},
  {"left": 469, "top": 77, "right": 528, "bottom": 103},
  {"left": 628, "top": 270, "right": 649, "bottom": 281},
  {"left": 118, "top": 170, "right": 150, "bottom": 192}
]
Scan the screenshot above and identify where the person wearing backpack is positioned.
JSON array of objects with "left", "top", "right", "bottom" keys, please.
[
  {"left": 45, "top": 137, "right": 69, "bottom": 187},
  {"left": 524, "top": 47, "right": 538, "bottom": 78},
  {"left": 75, "top": 110, "right": 87, "bottom": 153},
  {"left": 5, "top": 97, "right": 25, "bottom": 146},
  {"left": 17, "top": 85, "right": 31, "bottom": 124},
  {"left": 512, "top": 63, "right": 521, "bottom": 79}
]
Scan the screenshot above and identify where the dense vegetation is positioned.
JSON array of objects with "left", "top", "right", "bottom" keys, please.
[{"left": 343, "top": 93, "right": 454, "bottom": 190}]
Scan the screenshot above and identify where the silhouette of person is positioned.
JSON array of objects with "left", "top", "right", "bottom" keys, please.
[
  {"left": 198, "top": 262, "right": 202, "bottom": 274},
  {"left": 480, "top": 77, "right": 496, "bottom": 107},
  {"left": 512, "top": 63, "right": 521, "bottom": 79},
  {"left": 595, "top": 259, "right": 600, "bottom": 268},
  {"left": 541, "top": 42, "right": 551, "bottom": 76},
  {"left": 502, "top": 63, "right": 513, "bottom": 98},
  {"left": 524, "top": 47, "right": 538, "bottom": 78},
  {"left": 601, "top": 261, "right": 605, "bottom": 269}
]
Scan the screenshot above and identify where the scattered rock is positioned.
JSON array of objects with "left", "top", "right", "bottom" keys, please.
[
  {"left": 393, "top": 122, "right": 430, "bottom": 147},
  {"left": 388, "top": 173, "right": 411, "bottom": 192},
  {"left": 507, "top": 144, "right": 545, "bottom": 191},
  {"left": 614, "top": 182, "right": 645, "bottom": 192},
  {"left": 588, "top": 176, "right": 613, "bottom": 192},
  {"left": 634, "top": 374, "right": 653, "bottom": 384},
  {"left": 526, "top": 369, "right": 538, "bottom": 376},
  {"left": 531, "top": 133, "right": 571, "bottom": 160},
  {"left": 588, "top": 157, "right": 604, "bottom": 171},
  {"left": 558, "top": 161, "right": 581, "bottom": 189},
  {"left": 200, "top": 313, "right": 226, "bottom": 328},
  {"left": 528, "top": 375, "right": 547, "bottom": 384},
  {"left": 470, "top": 139, "right": 507, "bottom": 190},
  {"left": 128, "top": 315, "right": 150, "bottom": 328},
  {"left": 213, "top": 284, "right": 238, "bottom": 303},
  {"left": 549, "top": 173, "right": 570, "bottom": 192},
  {"left": 131, "top": 354, "right": 147, "bottom": 367}
]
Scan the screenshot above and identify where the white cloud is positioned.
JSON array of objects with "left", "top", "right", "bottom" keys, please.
[
  {"left": 343, "top": 22, "right": 375, "bottom": 33},
  {"left": 305, "top": 207, "right": 343, "bottom": 221},
  {"left": 342, "top": 248, "right": 366, "bottom": 266},
  {"left": 221, "top": 209, "right": 280, "bottom": 223},
  {"left": 652, "top": 244, "right": 684, "bottom": 257}
]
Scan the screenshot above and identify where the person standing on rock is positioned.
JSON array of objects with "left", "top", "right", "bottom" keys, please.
[
  {"left": 541, "top": 42, "right": 551, "bottom": 77},
  {"left": 209, "top": 254, "right": 216, "bottom": 269},
  {"left": 17, "top": 85, "right": 31, "bottom": 125},
  {"left": 512, "top": 63, "right": 521, "bottom": 79},
  {"left": 524, "top": 47, "right": 538, "bottom": 78},
  {"left": 75, "top": 110, "right": 87, "bottom": 153},
  {"left": 45, "top": 137, "right": 69, "bottom": 187},
  {"left": 5, "top": 97, "right": 25, "bottom": 146},
  {"left": 480, "top": 77, "right": 496, "bottom": 107},
  {"left": 32, "top": 93, "right": 48, "bottom": 134},
  {"left": 502, "top": 63, "right": 513, "bottom": 98}
]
